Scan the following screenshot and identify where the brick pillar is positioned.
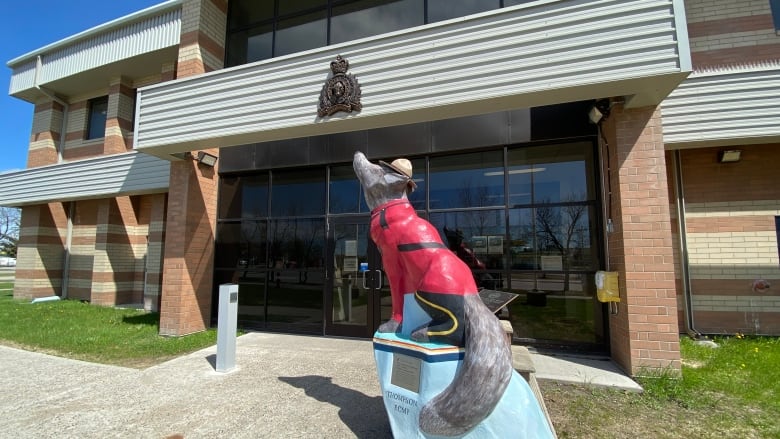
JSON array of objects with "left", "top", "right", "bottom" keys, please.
[
  {"left": 104, "top": 77, "right": 136, "bottom": 154},
  {"left": 144, "top": 193, "right": 167, "bottom": 312},
  {"left": 13, "top": 203, "right": 67, "bottom": 300},
  {"left": 602, "top": 104, "right": 681, "bottom": 376},
  {"left": 27, "top": 100, "right": 63, "bottom": 167},
  {"left": 159, "top": 0, "right": 226, "bottom": 336},
  {"left": 67, "top": 200, "right": 98, "bottom": 301},
  {"left": 91, "top": 197, "right": 143, "bottom": 306}
]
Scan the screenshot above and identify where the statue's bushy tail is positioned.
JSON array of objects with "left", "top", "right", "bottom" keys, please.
[{"left": 418, "top": 294, "right": 513, "bottom": 436}]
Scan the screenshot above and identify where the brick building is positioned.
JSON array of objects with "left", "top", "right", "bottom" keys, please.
[{"left": 1, "top": 0, "right": 778, "bottom": 376}]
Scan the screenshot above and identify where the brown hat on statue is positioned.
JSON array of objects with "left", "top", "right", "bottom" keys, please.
[{"left": 379, "top": 158, "right": 418, "bottom": 190}]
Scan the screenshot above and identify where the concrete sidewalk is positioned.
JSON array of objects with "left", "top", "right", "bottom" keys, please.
[{"left": 0, "top": 332, "right": 638, "bottom": 438}]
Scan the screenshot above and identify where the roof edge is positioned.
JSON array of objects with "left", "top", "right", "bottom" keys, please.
[{"left": 6, "top": 0, "right": 182, "bottom": 68}]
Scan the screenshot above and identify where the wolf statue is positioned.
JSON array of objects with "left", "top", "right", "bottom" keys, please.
[{"left": 354, "top": 151, "right": 550, "bottom": 437}]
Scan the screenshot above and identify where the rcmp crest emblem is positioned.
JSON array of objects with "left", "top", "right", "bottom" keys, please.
[{"left": 318, "top": 55, "right": 362, "bottom": 117}]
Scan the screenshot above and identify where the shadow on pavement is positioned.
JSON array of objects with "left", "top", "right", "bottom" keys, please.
[{"left": 279, "top": 375, "right": 392, "bottom": 438}]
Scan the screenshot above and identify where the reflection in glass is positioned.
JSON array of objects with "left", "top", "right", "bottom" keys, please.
[
  {"left": 331, "top": 0, "right": 424, "bottom": 44},
  {"left": 429, "top": 210, "right": 505, "bottom": 289},
  {"left": 267, "top": 218, "right": 325, "bottom": 331},
  {"left": 407, "top": 157, "right": 426, "bottom": 210},
  {"left": 428, "top": 0, "right": 499, "bottom": 23},
  {"left": 508, "top": 142, "right": 593, "bottom": 206},
  {"left": 215, "top": 221, "right": 268, "bottom": 269},
  {"left": 329, "top": 165, "right": 369, "bottom": 214},
  {"left": 429, "top": 151, "right": 504, "bottom": 209},
  {"left": 332, "top": 223, "right": 370, "bottom": 325},
  {"left": 275, "top": 12, "right": 327, "bottom": 57},
  {"left": 507, "top": 272, "right": 602, "bottom": 345},
  {"left": 271, "top": 169, "right": 326, "bottom": 216}
]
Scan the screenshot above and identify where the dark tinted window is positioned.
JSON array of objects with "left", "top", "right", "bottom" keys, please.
[
  {"left": 275, "top": 11, "right": 327, "bottom": 57},
  {"left": 507, "top": 142, "right": 595, "bottom": 206},
  {"left": 215, "top": 221, "right": 268, "bottom": 269},
  {"left": 331, "top": 0, "right": 423, "bottom": 44},
  {"left": 427, "top": 0, "right": 498, "bottom": 23},
  {"left": 329, "top": 164, "right": 369, "bottom": 214},
  {"left": 428, "top": 151, "right": 504, "bottom": 209},
  {"left": 219, "top": 175, "right": 269, "bottom": 219},
  {"left": 228, "top": 0, "right": 274, "bottom": 30},
  {"left": 271, "top": 169, "right": 326, "bottom": 216},
  {"left": 771, "top": 0, "right": 780, "bottom": 31},
  {"left": 279, "top": 0, "right": 327, "bottom": 16},
  {"left": 86, "top": 96, "right": 108, "bottom": 140}
]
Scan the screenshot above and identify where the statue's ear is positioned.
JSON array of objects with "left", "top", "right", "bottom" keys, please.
[{"left": 383, "top": 172, "right": 411, "bottom": 192}]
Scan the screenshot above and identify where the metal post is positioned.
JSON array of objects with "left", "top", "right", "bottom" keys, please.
[{"left": 216, "top": 283, "right": 239, "bottom": 373}]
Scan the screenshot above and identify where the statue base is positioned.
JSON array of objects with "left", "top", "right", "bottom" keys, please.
[{"left": 373, "top": 331, "right": 555, "bottom": 438}]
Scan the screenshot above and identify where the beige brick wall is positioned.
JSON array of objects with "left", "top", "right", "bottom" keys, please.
[{"left": 684, "top": 0, "right": 780, "bottom": 67}]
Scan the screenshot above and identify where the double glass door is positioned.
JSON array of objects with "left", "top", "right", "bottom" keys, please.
[{"left": 326, "top": 217, "right": 391, "bottom": 337}]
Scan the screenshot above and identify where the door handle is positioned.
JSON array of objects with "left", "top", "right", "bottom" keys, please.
[
  {"left": 362, "top": 270, "right": 368, "bottom": 290},
  {"left": 375, "top": 269, "right": 382, "bottom": 289}
]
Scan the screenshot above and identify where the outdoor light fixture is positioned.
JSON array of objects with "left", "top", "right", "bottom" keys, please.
[
  {"left": 718, "top": 150, "right": 741, "bottom": 163},
  {"left": 195, "top": 151, "right": 218, "bottom": 167},
  {"left": 588, "top": 99, "right": 612, "bottom": 124}
]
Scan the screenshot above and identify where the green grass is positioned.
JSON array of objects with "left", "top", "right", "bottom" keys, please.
[
  {"left": 0, "top": 282, "right": 13, "bottom": 290},
  {"left": 0, "top": 289, "right": 217, "bottom": 368},
  {"left": 543, "top": 335, "right": 780, "bottom": 438}
]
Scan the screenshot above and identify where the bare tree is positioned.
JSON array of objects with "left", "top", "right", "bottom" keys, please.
[
  {"left": 535, "top": 194, "right": 587, "bottom": 291},
  {"left": 0, "top": 207, "right": 20, "bottom": 257}
]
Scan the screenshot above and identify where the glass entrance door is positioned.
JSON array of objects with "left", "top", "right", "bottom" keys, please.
[{"left": 326, "top": 217, "right": 391, "bottom": 337}]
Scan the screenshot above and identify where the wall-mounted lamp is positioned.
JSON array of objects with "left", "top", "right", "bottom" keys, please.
[
  {"left": 718, "top": 150, "right": 741, "bottom": 163},
  {"left": 588, "top": 99, "right": 612, "bottom": 124},
  {"left": 195, "top": 151, "right": 218, "bottom": 167}
]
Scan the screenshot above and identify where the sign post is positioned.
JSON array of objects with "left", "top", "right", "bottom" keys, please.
[{"left": 216, "top": 283, "right": 239, "bottom": 373}]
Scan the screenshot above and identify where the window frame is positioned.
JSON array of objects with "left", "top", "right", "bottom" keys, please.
[{"left": 86, "top": 96, "right": 108, "bottom": 140}]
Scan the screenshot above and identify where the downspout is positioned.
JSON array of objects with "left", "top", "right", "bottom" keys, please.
[
  {"left": 671, "top": 150, "right": 699, "bottom": 336},
  {"left": 34, "top": 55, "right": 72, "bottom": 297},
  {"left": 61, "top": 202, "right": 74, "bottom": 299}
]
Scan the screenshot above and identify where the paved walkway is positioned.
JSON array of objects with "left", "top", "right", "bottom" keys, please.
[{"left": 0, "top": 332, "right": 639, "bottom": 438}]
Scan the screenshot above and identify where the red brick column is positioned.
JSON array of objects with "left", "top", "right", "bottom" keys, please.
[
  {"left": 158, "top": 0, "right": 225, "bottom": 336},
  {"left": 602, "top": 104, "right": 681, "bottom": 375},
  {"left": 104, "top": 78, "right": 136, "bottom": 155}
]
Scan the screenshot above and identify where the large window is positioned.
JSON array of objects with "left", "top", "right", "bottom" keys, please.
[
  {"left": 216, "top": 139, "right": 604, "bottom": 348},
  {"left": 86, "top": 96, "right": 108, "bottom": 140},
  {"left": 226, "top": 0, "right": 527, "bottom": 67}
]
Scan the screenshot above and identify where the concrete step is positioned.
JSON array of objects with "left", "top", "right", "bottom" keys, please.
[{"left": 512, "top": 345, "right": 558, "bottom": 438}]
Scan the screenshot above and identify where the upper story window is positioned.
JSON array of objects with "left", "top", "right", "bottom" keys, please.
[
  {"left": 86, "top": 96, "right": 108, "bottom": 140},
  {"left": 226, "top": 0, "right": 528, "bottom": 67},
  {"left": 771, "top": 0, "right": 780, "bottom": 33}
]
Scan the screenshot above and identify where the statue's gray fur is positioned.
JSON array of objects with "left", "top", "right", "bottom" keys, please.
[{"left": 353, "top": 151, "right": 512, "bottom": 436}]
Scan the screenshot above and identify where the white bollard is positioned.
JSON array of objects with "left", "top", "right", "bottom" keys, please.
[{"left": 216, "top": 283, "right": 239, "bottom": 373}]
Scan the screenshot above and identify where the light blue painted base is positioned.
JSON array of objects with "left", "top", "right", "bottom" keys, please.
[{"left": 373, "top": 294, "right": 555, "bottom": 438}]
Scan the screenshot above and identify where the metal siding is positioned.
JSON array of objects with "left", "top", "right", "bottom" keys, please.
[
  {"left": 8, "top": 10, "right": 181, "bottom": 95},
  {"left": 0, "top": 152, "right": 170, "bottom": 207},
  {"left": 662, "top": 64, "right": 780, "bottom": 146},
  {"left": 135, "top": 0, "right": 689, "bottom": 153}
]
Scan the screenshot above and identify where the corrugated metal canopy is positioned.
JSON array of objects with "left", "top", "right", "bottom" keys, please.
[
  {"left": 7, "top": 1, "right": 181, "bottom": 103},
  {"left": 662, "top": 63, "right": 780, "bottom": 148},
  {"left": 0, "top": 152, "right": 170, "bottom": 207},
  {"left": 134, "top": 0, "right": 692, "bottom": 158}
]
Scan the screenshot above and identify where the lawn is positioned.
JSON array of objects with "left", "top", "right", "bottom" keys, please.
[
  {"left": 0, "top": 289, "right": 217, "bottom": 368},
  {"left": 542, "top": 335, "right": 780, "bottom": 438}
]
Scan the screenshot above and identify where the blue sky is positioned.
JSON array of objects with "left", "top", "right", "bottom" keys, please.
[{"left": 0, "top": 1, "right": 162, "bottom": 174}]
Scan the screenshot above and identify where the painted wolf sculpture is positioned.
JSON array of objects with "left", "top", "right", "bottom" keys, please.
[{"left": 353, "top": 151, "right": 512, "bottom": 436}]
